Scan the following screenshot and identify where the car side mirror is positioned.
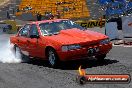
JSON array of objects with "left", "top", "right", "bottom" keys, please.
[{"left": 30, "top": 35, "right": 40, "bottom": 39}]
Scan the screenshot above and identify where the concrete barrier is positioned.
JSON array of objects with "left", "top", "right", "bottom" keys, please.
[
  {"left": 3, "top": 20, "right": 19, "bottom": 33},
  {"left": 0, "top": 23, "right": 10, "bottom": 34},
  {"left": 105, "top": 22, "right": 119, "bottom": 40},
  {"left": 0, "top": 20, "right": 19, "bottom": 34},
  {"left": 122, "top": 16, "right": 132, "bottom": 38}
]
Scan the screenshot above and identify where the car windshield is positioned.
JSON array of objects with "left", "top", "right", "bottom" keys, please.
[{"left": 39, "top": 20, "right": 84, "bottom": 36}]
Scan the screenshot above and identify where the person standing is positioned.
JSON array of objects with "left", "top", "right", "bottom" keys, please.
[
  {"left": 56, "top": 10, "right": 61, "bottom": 19},
  {"left": 6, "top": 11, "right": 10, "bottom": 19},
  {"left": 37, "top": 12, "right": 42, "bottom": 21}
]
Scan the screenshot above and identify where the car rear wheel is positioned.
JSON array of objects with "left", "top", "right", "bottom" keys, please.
[
  {"left": 47, "top": 48, "right": 60, "bottom": 67},
  {"left": 15, "top": 46, "right": 29, "bottom": 62},
  {"left": 96, "top": 54, "right": 106, "bottom": 62}
]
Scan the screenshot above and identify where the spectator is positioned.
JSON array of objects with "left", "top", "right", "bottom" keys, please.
[
  {"left": 28, "top": 5, "right": 32, "bottom": 10},
  {"left": 6, "top": 11, "right": 10, "bottom": 19},
  {"left": 16, "top": 8, "right": 20, "bottom": 12},
  {"left": 56, "top": 11, "right": 61, "bottom": 19},
  {"left": 37, "top": 12, "right": 42, "bottom": 21},
  {"left": 49, "top": 14, "right": 54, "bottom": 20},
  {"left": 45, "top": 12, "right": 54, "bottom": 20}
]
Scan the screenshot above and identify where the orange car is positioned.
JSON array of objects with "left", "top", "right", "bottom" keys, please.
[{"left": 10, "top": 19, "right": 112, "bottom": 67}]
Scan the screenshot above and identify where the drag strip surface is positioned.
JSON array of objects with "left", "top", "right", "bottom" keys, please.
[{"left": 0, "top": 34, "right": 132, "bottom": 88}]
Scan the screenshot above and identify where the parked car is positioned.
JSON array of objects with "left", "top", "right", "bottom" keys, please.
[{"left": 10, "top": 19, "right": 112, "bottom": 67}]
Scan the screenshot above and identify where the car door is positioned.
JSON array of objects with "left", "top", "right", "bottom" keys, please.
[
  {"left": 27, "top": 24, "right": 43, "bottom": 57},
  {"left": 17, "top": 24, "right": 30, "bottom": 54}
]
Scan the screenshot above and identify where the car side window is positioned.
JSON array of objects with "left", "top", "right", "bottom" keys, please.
[
  {"left": 29, "top": 24, "right": 39, "bottom": 36},
  {"left": 19, "top": 24, "right": 30, "bottom": 37}
]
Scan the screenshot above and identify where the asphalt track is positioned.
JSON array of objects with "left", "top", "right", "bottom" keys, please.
[
  {"left": 0, "top": 32, "right": 132, "bottom": 88},
  {"left": 0, "top": 0, "right": 131, "bottom": 87}
]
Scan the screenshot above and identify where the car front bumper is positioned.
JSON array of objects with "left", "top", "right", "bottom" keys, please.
[{"left": 57, "top": 43, "right": 112, "bottom": 61}]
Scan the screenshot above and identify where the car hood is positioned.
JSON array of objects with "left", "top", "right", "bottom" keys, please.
[{"left": 45, "top": 28, "right": 108, "bottom": 45}]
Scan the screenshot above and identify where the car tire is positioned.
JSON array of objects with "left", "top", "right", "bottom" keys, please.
[
  {"left": 15, "top": 46, "right": 30, "bottom": 62},
  {"left": 96, "top": 54, "right": 106, "bottom": 62},
  {"left": 47, "top": 48, "right": 60, "bottom": 68}
]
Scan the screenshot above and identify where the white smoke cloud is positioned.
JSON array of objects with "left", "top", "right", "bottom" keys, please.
[{"left": 0, "top": 40, "right": 22, "bottom": 63}]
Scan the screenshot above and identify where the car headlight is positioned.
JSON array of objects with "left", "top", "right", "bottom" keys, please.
[
  {"left": 62, "top": 44, "right": 81, "bottom": 52},
  {"left": 100, "top": 38, "right": 110, "bottom": 45}
]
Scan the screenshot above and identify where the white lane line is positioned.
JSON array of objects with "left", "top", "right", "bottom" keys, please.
[{"left": 112, "top": 44, "right": 132, "bottom": 47}]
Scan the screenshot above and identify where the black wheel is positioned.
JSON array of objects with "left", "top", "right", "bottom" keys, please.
[
  {"left": 96, "top": 54, "right": 106, "bottom": 62},
  {"left": 47, "top": 48, "right": 60, "bottom": 67},
  {"left": 15, "top": 46, "right": 30, "bottom": 62}
]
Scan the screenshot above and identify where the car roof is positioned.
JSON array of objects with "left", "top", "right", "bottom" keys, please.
[{"left": 29, "top": 19, "right": 69, "bottom": 25}]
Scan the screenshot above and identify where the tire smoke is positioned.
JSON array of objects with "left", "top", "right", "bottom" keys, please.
[{"left": 0, "top": 40, "right": 22, "bottom": 63}]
